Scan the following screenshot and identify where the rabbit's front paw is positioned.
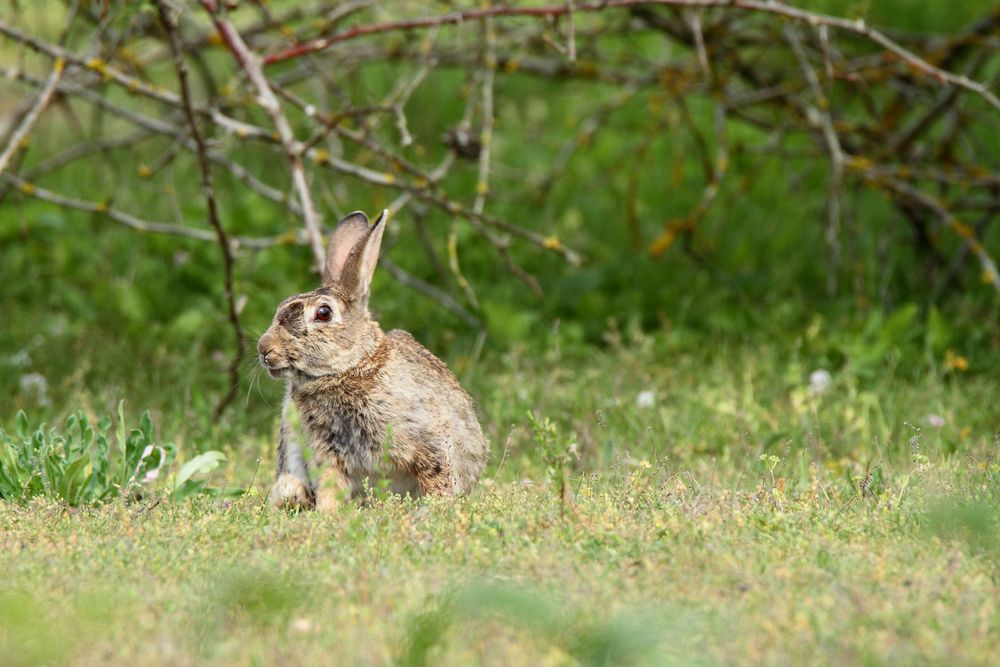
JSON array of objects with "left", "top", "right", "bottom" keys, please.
[{"left": 270, "top": 473, "right": 315, "bottom": 510}]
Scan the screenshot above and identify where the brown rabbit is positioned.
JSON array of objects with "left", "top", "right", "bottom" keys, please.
[{"left": 257, "top": 210, "right": 489, "bottom": 510}]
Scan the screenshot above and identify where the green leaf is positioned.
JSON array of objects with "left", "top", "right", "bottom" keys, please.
[
  {"left": 926, "top": 306, "right": 952, "bottom": 354},
  {"left": 57, "top": 457, "right": 90, "bottom": 506},
  {"left": 174, "top": 451, "right": 226, "bottom": 491},
  {"left": 16, "top": 411, "right": 29, "bottom": 440},
  {"left": 172, "top": 479, "right": 207, "bottom": 502},
  {"left": 116, "top": 400, "right": 127, "bottom": 485},
  {"left": 879, "top": 303, "right": 919, "bottom": 347},
  {"left": 139, "top": 411, "right": 153, "bottom": 442}
]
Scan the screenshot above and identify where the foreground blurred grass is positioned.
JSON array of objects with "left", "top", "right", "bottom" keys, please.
[
  {"left": 1, "top": 465, "right": 996, "bottom": 665},
  {"left": 1, "top": 335, "right": 997, "bottom": 666}
]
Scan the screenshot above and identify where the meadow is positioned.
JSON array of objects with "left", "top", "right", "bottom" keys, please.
[
  {"left": 2, "top": 331, "right": 998, "bottom": 665},
  {"left": 2, "top": 1, "right": 999, "bottom": 665}
]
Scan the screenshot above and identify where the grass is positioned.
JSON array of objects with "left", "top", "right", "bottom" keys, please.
[{"left": 1, "top": 332, "right": 998, "bottom": 666}]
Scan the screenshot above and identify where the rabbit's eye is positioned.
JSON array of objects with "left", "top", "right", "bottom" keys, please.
[{"left": 315, "top": 305, "right": 333, "bottom": 322}]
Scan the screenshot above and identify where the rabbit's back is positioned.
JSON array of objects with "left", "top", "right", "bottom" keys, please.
[{"left": 380, "top": 329, "right": 488, "bottom": 493}]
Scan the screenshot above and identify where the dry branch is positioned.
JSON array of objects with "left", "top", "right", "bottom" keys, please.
[
  {"left": 261, "top": 0, "right": 1000, "bottom": 113},
  {"left": 199, "top": 0, "right": 326, "bottom": 274},
  {"left": 157, "top": 0, "right": 247, "bottom": 419},
  {"left": 0, "top": 59, "right": 64, "bottom": 177}
]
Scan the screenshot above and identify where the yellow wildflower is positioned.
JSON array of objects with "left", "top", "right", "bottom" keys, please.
[{"left": 945, "top": 349, "right": 969, "bottom": 372}]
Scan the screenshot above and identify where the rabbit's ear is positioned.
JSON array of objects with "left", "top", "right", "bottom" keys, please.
[
  {"left": 325, "top": 210, "right": 387, "bottom": 309},
  {"left": 348, "top": 209, "right": 387, "bottom": 309},
  {"left": 323, "top": 211, "right": 370, "bottom": 287}
]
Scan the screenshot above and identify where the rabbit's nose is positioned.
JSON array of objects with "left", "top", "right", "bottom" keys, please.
[{"left": 258, "top": 340, "right": 275, "bottom": 365}]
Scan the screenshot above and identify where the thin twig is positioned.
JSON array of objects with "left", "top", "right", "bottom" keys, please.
[
  {"left": 260, "top": 0, "right": 1000, "bottom": 114},
  {"left": 566, "top": 1, "right": 577, "bottom": 62},
  {"left": 473, "top": 17, "right": 496, "bottom": 216},
  {"left": 0, "top": 18, "right": 275, "bottom": 141},
  {"left": 3, "top": 64, "right": 305, "bottom": 216},
  {"left": 785, "top": 24, "right": 844, "bottom": 295},
  {"left": 380, "top": 257, "right": 482, "bottom": 329},
  {"left": 157, "top": 0, "right": 247, "bottom": 419},
  {"left": 880, "top": 177, "right": 1000, "bottom": 294},
  {"left": 2, "top": 172, "right": 296, "bottom": 249},
  {"left": 650, "top": 100, "right": 729, "bottom": 257},
  {"left": 200, "top": 0, "right": 326, "bottom": 273},
  {"left": 0, "top": 59, "right": 64, "bottom": 177},
  {"left": 688, "top": 9, "right": 709, "bottom": 77}
]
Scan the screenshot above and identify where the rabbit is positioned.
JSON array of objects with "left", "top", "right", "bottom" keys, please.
[{"left": 257, "top": 209, "right": 489, "bottom": 511}]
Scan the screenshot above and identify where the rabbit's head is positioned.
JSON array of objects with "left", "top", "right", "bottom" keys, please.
[{"left": 258, "top": 210, "right": 387, "bottom": 381}]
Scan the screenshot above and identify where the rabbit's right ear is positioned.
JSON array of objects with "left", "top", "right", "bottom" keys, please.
[{"left": 323, "top": 211, "right": 371, "bottom": 288}]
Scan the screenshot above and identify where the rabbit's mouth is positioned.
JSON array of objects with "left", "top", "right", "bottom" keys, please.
[
  {"left": 259, "top": 354, "right": 290, "bottom": 378},
  {"left": 264, "top": 364, "right": 290, "bottom": 378}
]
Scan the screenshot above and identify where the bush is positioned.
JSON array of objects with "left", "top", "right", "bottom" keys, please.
[{"left": 0, "top": 402, "right": 231, "bottom": 505}]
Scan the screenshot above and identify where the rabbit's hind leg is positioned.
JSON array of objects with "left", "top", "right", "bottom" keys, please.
[
  {"left": 315, "top": 458, "right": 353, "bottom": 512},
  {"left": 412, "top": 454, "right": 456, "bottom": 497}
]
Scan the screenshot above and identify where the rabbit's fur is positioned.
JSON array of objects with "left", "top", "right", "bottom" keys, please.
[{"left": 258, "top": 210, "right": 488, "bottom": 510}]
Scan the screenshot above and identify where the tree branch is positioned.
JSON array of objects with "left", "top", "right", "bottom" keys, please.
[
  {"left": 0, "top": 59, "right": 64, "bottom": 177},
  {"left": 261, "top": 0, "right": 1000, "bottom": 114},
  {"left": 157, "top": 0, "right": 247, "bottom": 419},
  {"left": 200, "top": 0, "right": 326, "bottom": 274}
]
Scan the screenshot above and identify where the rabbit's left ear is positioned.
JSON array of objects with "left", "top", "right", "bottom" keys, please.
[{"left": 328, "top": 209, "right": 386, "bottom": 308}]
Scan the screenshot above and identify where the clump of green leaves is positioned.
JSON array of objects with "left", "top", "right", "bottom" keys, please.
[
  {"left": 526, "top": 411, "right": 578, "bottom": 507},
  {"left": 0, "top": 402, "right": 231, "bottom": 505},
  {"left": 923, "top": 497, "right": 1000, "bottom": 556},
  {"left": 211, "top": 567, "right": 305, "bottom": 622},
  {"left": 399, "top": 582, "right": 662, "bottom": 667},
  {"left": 0, "top": 589, "right": 115, "bottom": 667}
]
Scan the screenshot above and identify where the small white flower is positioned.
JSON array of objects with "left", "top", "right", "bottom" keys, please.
[
  {"left": 7, "top": 349, "right": 31, "bottom": 367},
  {"left": 290, "top": 617, "right": 313, "bottom": 634},
  {"left": 808, "top": 369, "right": 832, "bottom": 396},
  {"left": 927, "top": 414, "right": 946, "bottom": 428},
  {"left": 138, "top": 445, "right": 165, "bottom": 484},
  {"left": 636, "top": 390, "right": 655, "bottom": 409},
  {"left": 48, "top": 318, "right": 68, "bottom": 337},
  {"left": 19, "top": 373, "right": 49, "bottom": 406}
]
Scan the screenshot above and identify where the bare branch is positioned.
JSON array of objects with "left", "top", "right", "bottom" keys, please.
[
  {"left": 2, "top": 172, "right": 296, "bottom": 250},
  {"left": 473, "top": 18, "right": 497, "bottom": 217},
  {"left": 381, "top": 257, "right": 482, "bottom": 329},
  {"left": 157, "top": 0, "right": 247, "bottom": 419},
  {"left": 0, "top": 58, "right": 64, "bottom": 177},
  {"left": 881, "top": 178, "right": 1000, "bottom": 295},
  {"left": 2, "top": 0, "right": 996, "bottom": 324},
  {"left": 785, "top": 24, "right": 844, "bottom": 294},
  {"left": 261, "top": 0, "right": 1000, "bottom": 113},
  {"left": 0, "top": 18, "right": 272, "bottom": 139},
  {"left": 200, "top": 0, "right": 326, "bottom": 273}
]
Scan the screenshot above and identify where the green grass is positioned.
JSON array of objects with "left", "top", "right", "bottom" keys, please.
[
  {"left": 1, "top": 334, "right": 997, "bottom": 666},
  {"left": 1, "top": 462, "right": 996, "bottom": 665}
]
